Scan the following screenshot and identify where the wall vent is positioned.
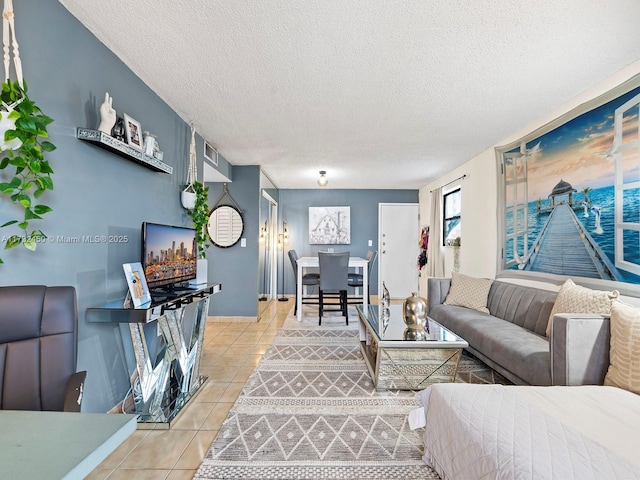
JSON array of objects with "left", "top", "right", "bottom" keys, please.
[{"left": 204, "top": 140, "right": 218, "bottom": 166}]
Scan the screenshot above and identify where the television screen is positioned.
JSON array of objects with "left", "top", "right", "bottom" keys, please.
[{"left": 142, "top": 222, "right": 197, "bottom": 291}]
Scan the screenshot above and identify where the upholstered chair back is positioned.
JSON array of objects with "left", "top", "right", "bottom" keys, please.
[
  {"left": 0, "top": 286, "right": 79, "bottom": 411},
  {"left": 319, "top": 251, "right": 350, "bottom": 291}
]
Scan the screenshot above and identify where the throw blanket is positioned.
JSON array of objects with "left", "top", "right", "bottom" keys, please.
[{"left": 415, "top": 384, "right": 640, "bottom": 479}]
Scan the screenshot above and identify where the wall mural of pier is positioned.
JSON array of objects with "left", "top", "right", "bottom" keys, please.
[{"left": 500, "top": 82, "right": 640, "bottom": 287}]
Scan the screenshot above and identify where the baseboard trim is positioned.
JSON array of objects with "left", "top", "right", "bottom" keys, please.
[{"left": 208, "top": 315, "right": 259, "bottom": 323}]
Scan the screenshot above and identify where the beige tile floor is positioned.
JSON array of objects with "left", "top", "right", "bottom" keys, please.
[{"left": 86, "top": 299, "right": 291, "bottom": 480}]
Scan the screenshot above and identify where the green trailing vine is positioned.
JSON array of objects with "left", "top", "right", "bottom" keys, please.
[
  {"left": 0, "top": 79, "right": 55, "bottom": 264},
  {"left": 186, "top": 181, "right": 211, "bottom": 259}
]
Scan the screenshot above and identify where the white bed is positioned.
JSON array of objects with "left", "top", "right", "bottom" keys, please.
[{"left": 413, "top": 384, "right": 640, "bottom": 479}]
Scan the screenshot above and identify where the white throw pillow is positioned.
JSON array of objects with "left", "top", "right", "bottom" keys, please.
[
  {"left": 604, "top": 301, "right": 640, "bottom": 395},
  {"left": 443, "top": 272, "right": 493, "bottom": 314},
  {"left": 546, "top": 279, "right": 619, "bottom": 337}
]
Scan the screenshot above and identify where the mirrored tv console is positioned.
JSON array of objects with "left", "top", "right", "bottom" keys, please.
[{"left": 87, "top": 283, "right": 221, "bottom": 427}]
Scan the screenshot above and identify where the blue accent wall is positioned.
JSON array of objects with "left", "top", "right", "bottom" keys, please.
[
  {"left": 206, "top": 166, "right": 261, "bottom": 317},
  {"left": 0, "top": 2, "right": 417, "bottom": 413},
  {"left": 0, "top": 2, "right": 229, "bottom": 413},
  {"left": 279, "top": 189, "right": 418, "bottom": 295}
]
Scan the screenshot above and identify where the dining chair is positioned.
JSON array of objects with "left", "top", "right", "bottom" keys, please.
[
  {"left": 318, "top": 251, "right": 350, "bottom": 325},
  {"left": 348, "top": 249, "right": 378, "bottom": 304},
  {"left": 288, "top": 249, "right": 320, "bottom": 315}
]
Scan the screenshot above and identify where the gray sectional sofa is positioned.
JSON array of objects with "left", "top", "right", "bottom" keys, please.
[{"left": 427, "top": 277, "right": 611, "bottom": 386}]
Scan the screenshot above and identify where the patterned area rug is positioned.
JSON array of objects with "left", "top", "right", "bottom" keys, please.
[{"left": 194, "top": 307, "right": 504, "bottom": 480}]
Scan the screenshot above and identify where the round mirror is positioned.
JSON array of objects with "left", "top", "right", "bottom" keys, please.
[{"left": 207, "top": 205, "right": 244, "bottom": 248}]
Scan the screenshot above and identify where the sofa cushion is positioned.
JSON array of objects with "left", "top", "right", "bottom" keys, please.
[
  {"left": 604, "top": 301, "right": 640, "bottom": 394},
  {"left": 443, "top": 272, "right": 493, "bottom": 314},
  {"left": 430, "top": 304, "right": 551, "bottom": 385},
  {"left": 546, "top": 279, "right": 619, "bottom": 337},
  {"left": 487, "top": 281, "right": 556, "bottom": 336}
]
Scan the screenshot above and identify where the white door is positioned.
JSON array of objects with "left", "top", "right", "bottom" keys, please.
[{"left": 378, "top": 203, "right": 419, "bottom": 299}]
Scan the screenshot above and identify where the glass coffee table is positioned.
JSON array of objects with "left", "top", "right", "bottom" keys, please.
[{"left": 356, "top": 304, "right": 468, "bottom": 390}]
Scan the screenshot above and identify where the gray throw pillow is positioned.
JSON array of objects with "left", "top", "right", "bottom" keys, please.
[{"left": 443, "top": 272, "right": 493, "bottom": 314}]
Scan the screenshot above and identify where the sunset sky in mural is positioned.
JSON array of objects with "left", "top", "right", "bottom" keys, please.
[{"left": 525, "top": 85, "right": 640, "bottom": 202}]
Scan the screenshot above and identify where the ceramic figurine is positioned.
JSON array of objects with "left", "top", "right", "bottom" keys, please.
[
  {"left": 381, "top": 281, "right": 391, "bottom": 331},
  {"left": 111, "top": 116, "right": 125, "bottom": 142},
  {"left": 143, "top": 131, "right": 158, "bottom": 157},
  {"left": 382, "top": 281, "right": 390, "bottom": 309},
  {"left": 97, "top": 92, "right": 116, "bottom": 135}
]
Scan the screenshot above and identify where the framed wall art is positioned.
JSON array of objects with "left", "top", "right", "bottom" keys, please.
[{"left": 309, "top": 206, "right": 351, "bottom": 245}]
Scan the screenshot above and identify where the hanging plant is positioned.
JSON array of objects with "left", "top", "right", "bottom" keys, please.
[
  {"left": 181, "top": 182, "right": 197, "bottom": 209},
  {"left": 186, "top": 180, "right": 210, "bottom": 259},
  {"left": 0, "top": 1, "right": 55, "bottom": 264},
  {"left": 0, "top": 78, "right": 55, "bottom": 264}
]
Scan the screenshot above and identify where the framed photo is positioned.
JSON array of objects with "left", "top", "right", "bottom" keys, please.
[
  {"left": 123, "top": 113, "right": 143, "bottom": 151},
  {"left": 123, "top": 262, "right": 151, "bottom": 307}
]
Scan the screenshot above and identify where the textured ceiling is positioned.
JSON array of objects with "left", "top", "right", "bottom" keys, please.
[{"left": 60, "top": 0, "right": 640, "bottom": 189}]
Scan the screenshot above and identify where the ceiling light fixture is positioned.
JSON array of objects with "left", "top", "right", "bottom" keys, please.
[{"left": 317, "top": 170, "right": 328, "bottom": 187}]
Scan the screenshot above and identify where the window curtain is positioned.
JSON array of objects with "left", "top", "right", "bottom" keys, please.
[{"left": 427, "top": 187, "right": 444, "bottom": 278}]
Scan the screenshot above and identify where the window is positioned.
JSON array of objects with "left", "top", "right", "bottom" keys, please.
[{"left": 443, "top": 188, "right": 461, "bottom": 246}]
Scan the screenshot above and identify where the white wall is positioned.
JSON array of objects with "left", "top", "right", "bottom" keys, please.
[{"left": 419, "top": 59, "right": 640, "bottom": 301}]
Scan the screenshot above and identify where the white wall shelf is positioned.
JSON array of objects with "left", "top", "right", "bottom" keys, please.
[{"left": 77, "top": 128, "right": 173, "bottom": 174}]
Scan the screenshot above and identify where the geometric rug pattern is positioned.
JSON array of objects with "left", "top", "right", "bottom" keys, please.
[
  {"left": 194, "top": 307, "right": 440, "bottom": 479},
  {"left": 194, "top": 306, "right": 507, "bottom": 479}
]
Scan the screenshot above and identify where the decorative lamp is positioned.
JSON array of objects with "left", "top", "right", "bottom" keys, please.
[
  {"left": 278, "top": 221, "right": 289, "bottom": 302},
  {"left": 258, "top": 221, "right": 268, "bottom": 301}
]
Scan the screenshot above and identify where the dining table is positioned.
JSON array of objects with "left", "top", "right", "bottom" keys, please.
[{"left": 296, "top": 255, "right": 369, "bottom": 321}]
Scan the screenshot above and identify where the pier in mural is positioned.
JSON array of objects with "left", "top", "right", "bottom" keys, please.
[{"left": 502, "top": 84, "right": 640, "bottom": 286}]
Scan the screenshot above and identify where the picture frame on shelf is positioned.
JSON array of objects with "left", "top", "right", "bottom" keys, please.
[
  {"left": 123, "top": 113, "right": 143, "bottom": 151},
  {"left": 123, "top": 262, "right": 151, "bottom": 307}
]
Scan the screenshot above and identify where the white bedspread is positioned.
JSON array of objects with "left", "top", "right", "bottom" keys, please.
[{"left": 415, "top": 384, "right": 640, "bottom": 480}]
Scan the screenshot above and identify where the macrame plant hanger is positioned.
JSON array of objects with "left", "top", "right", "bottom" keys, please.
[
  {"left": 186, "top": 124, "right": 197, "bottom": 191},
  {"left": 3, "top": 0, "right": 22, "bottom": 90},
  {"left": 180, "top": 124, "right": 198, "bottom": 209},
  {"left": 0, "top": 0, "right": 24, "bottom": 151},
  {"left": 212, "top": 183, "right": 243, "bottom": 213}
]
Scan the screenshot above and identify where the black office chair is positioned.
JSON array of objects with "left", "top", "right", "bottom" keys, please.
[
  {"left": 348, "top": 249, "right": 378, "bottom": 304},
  {"left": 0, "top": 286, "right": 87, "bottom": 412},
  {"left": 318, "top": 251, "right": 350, "bottom": 325},
  {"left": 288, "top": 249, "right": 320, "bottom": 315}
]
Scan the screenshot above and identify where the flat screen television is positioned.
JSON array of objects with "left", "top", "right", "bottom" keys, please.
[{"left": 141, "top": 222, "right": 197, "bottom": 293}]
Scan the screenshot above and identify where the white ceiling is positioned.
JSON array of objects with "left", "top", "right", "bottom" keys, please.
[{"left": 60, "top": 0, "right": 640, "bottom": 189}]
